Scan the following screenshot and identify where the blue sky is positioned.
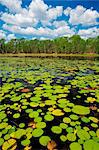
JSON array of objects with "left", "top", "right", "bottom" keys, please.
[{"left": 0, "top": 0, "right": 99, "bottom": 41}]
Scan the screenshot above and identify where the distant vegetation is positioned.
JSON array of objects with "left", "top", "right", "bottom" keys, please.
[{"left": 0, "top": 35, "right": 99, "bottom": 54}]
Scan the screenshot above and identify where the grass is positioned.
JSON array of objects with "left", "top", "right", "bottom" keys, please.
[{"left": 0, "top": 53, "right": 99, "bottom": 57}]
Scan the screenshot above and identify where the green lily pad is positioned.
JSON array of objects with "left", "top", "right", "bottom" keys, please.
[
  {"left": 36, "top": 122, "right": 46, "bottom": 128},
  {"left": 13, "top": 113, "right": 20, "bottom": 118},
  {"left": 32, "top": 128, "right": 43, "bottom": 137},
  {"left": 77, "top": 129, "right": 90, "bottom": 140},
  {"left": 21, "top": 139, "right": 30, "bottom": 146},
  {"left": 70, "top": 114, "right": 79, "bottom": 120},
  {"left": 72, "top": 105, "right": 90, "bottom": 115},
  {"left": 83, "top": 139, "right": 99, "bottom": 150},
  {"left": 0, "top": 138, "right": 4, "bottom": 146},
  {"left": 39, "top": 136, "right": 51, "bottom": 146},
  {"left": 60, "top": 123, "right": 68, "bottom": 129},
  {"left": 67, "top": 133, "right": 76, "bottom": 141},
  {"left": 60, "top": 135, "right": 67, "bottom": 142},
  {"left": 63, "top": 117, "right": 71, "bottom": 123},
  {"left": 29, "top": 111, "right": 39, "bottom": 118},
  {"left": 19, "top": 123, "right": 25, "bottom": 128},
  {"left": 70, "top": 142, "right": 82, "bottom": 150},
  {"left": 52, "top": 109, "right": 64, "bottom": 116},
  {"left": 44, "top": 114, "right": 54, "bottom": 121},
  {"left": 51, "top": 126, "right": 62, "bottom": 134}
]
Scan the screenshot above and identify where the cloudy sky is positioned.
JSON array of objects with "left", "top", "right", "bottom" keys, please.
[{"left": 0, "top": 0, "right": 99, "bottom": 41}]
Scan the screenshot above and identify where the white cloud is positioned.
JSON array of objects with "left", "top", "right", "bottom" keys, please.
[
  {"left": 53, "top": 20, "right": 68, "bottom": 28},
  {"left": 6, "top": 34, "right": 16, "bottom": 41},
  {"left": 64, "top": 7, "right": 72, "bottom": 16},
  {"left": 0, "top": 30, "right": 16, "bottom": 41},
  {"left": 1, "top": 13, "right": 38, "bottom": 27},
  {"left": 0, "top": 0, "right": 63, "bottom": 28},
  {"left": 0, "top": 0, "right": 25, "bottom": 13},
  {"left": 0, "top": 30, "right": 6, "bottom": 39},
  {"left": 64, "top": 5, "right": 99, "bottom": 26},
  {"left": 78, "top": 27, "right": 99, "bottom": 39},
  {"left": 0, "top": 0, "right": 99, "bottom": 39},
  {"left": 3, "top": 23, "right": 75, "bottom": 38}
]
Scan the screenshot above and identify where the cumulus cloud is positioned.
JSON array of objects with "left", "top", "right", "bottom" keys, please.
[
  {"left": 1, "top": 13, "right": 38, "bottom": 27},
  {"left": 78, "top": 27, "right": 99, "bottom": 39},
  {"left": 0, "top": 30, "right": 6, "bottom": 39},
  {"left": 3, "top": 24, "right": 74, "bottom": 38},
  {"left": 0, "top": 0, "right": 99, "bottom": 39},
  {"left": 0, "top": 0, "right": 63, "bottom": 28},
  {"left": 53, "top": 21, "right": 68, "bottom": 28},
  {"left": 0, "top": 0, "right": 25, "bottom": 13},
  {"left": 64, "top": 5, "right": 99, "bottom": 26},
  {"left": 0, "top": 30, "right": 16, "bottom": 41},
  {"left": 6, "top": 34, "right": 16, "bottom": 41}
]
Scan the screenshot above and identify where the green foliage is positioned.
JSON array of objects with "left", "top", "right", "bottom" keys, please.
[
  {"left": 51, "top": 126, "right": 62, "bottom": 134},
  {"left": 70, "top": 142, "right": 82, "bottom": 150},
  {"left": 39, "top": 136, "right": 51, "bottom": 146},
  {"left": 0, "top": 36, "right": 99, "bottom": 54}
]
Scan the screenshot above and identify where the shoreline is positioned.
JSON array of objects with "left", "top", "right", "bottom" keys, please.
[{"left": 0, "top": 53, "right": 99, "bottom": 57}]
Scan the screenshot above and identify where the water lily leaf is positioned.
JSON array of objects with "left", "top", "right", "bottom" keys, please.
[
  {"left": 4, "top": 134, "right": 10, "bottom": 140},
  {"left": 60, "top": 135, "right": 67, "bottom": 142},
  {"left": 89, "top": 117, "right": 98, "bottom": 123},
  {"left": 0, "top": 138, "right": 4, "bottom": 146},
  {"left": 44, "top": 114, "right": 54, "bottom": 121},
  {"left": 81, "top": 117, "right": 90, "bottom": 123},
  {"left": 77, "top": 129, "right": 90, "bottom": 140},
  {"left": 36, "top": 122, "right": 46, "bottom": 128},
  {"left": 72, "top": 105, "right": 90, "bottom": 115},
  {"left": 66, "top": 127, "right": 73, "bottom": 133},
  {"left": 70, "top": 114, "right": 79, "bottom": 120},
  {"left": 21, "top": 139, "right": 30, "bottom": 146},
  {"left": 13, "top": 113, "right": 20, "bottom": 118},
  {"left": 96, "top": 129, "right": 99, "bottom": 137},
  {"left": 0, "top": 123, "right": 8, "bottom": 129},
  {"left": 70, "top": 142, "right": 82, "bottom": 150},
  {"left": 34, "top": 117, "right": 42, "bottom": 122},
  {"left": 32, "top": 128, "right": 43, "bottom": 137},
  {"left": 83, "top": 139, "right": 99, "bottom": 150},
  {"left": 30, "top": 102, "right": 39, "bottom": 107},
  {"left": 52, "top": 109, "right": 64, "bottom": 116},
  {"left": 63, "top": 117, "right": 71, "bottom": 123},
  {"left": 19, "top": 123, "right": 25, "bottom": 128},
  {"left": 15, "top": 129, "right": 26, "bottom": 139},
  {"left": 87, "top": 97, "right": 96, "bottom": 103},
  {"left": 51, "top": 126, "right": 62, "bottom": 134},
  {"left": 29, "top": 111, "right": 39, "bottom": 118},
  {"left": 67, "top": 133, "right": 76, "bottom": 141},
  {"left": 91, "top": 123, "right": 98, "bottom": 128},
  {"left": 60, "top": 123, "right": 68, "bottom": 129},
  {"left": 39, "top": 136, "right": 51, "bottom": 146},
  {"left": 45, "top": 100, "right": 56, "bottom": 105},
  {"left": 2, "top": 139, "right": 17, "bottom": 150}
]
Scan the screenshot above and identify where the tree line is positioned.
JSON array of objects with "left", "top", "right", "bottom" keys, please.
[{"left": 0, "top": 35, "right": 99, "bottom": 54}]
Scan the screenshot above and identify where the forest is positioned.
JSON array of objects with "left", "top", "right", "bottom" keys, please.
[{"left": 0, "top": 35, "right": 99, "bottom": 54}]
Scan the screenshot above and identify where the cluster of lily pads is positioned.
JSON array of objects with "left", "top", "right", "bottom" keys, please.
[{"left": 0, "top": 57, "right": 99, "bottom": 150}]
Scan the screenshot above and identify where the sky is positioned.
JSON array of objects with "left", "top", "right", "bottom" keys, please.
[{"left": 0, "top": 0, "right": 99, "bottom": 41}]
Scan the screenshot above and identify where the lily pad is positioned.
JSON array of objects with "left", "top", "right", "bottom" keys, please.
[
  {"left": 67, "top": 133, "right": 76, "bottom": 141},
  {"left": 52, "top": 109, "right": 64, "bottom": 116},
  {"left": 44, "top": 114, "right": 54, "bottom": 121},
  {"left": 21, "top": 139, "right": 30, "bottom": 146},
  {"left": 39, "top": 136, "right": 51, "bottom": 146},
  {"left": 70, "top": 142, "right": 82, "bottom": 150},
  {"left": 72, "top": 105, "right": 90, "bottom": 115},
  {"left": 51, "top": 126, "right": 62, "bottom": 134},
  {"left": 32, "top": 128, "right": 43, "bottom": 137}
]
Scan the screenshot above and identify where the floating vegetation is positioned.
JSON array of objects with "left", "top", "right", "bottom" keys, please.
[{"left": 0, "top": 57, "right": 99, "bottom": 150}]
